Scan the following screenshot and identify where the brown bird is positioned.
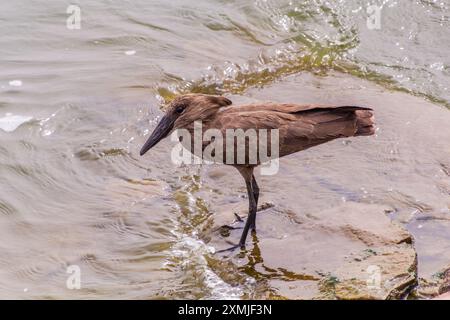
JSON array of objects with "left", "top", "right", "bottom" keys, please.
[{"left": 140, "top": 94, "right": 375, "bottom": 250}]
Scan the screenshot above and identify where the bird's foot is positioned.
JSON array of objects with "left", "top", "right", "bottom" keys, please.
[
  {"left": 220, "top": 225, "right": 242, "bottom": 230},
  {"left": 233, "top": 212, "right": 244, "bottom": 222},
  {"left": 217, "top": 213, "right": 245, "bottom": 237},
  {"left": 216, "top": 242, "right": 245, "bottom": 253},
  {"left": 218, "top": 225, "right": 243, "bottom": 237}
]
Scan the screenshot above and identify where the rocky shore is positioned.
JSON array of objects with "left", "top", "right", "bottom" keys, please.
[{"left": 202, "top": 73, "right": 450, "bottom": 299}]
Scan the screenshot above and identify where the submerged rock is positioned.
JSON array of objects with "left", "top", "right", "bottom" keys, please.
[
  {"left": 209, "top": 201, "right": 416, "bottom": 299},
  {"left": 417, "top": 265, "right": 450, "bottom": 299}
]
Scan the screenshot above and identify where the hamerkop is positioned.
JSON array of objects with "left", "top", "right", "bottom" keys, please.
[{"left": 140, "top": 94, "right": 374, "bottom": 250}]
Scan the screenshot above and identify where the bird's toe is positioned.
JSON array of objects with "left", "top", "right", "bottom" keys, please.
[{"left": 216, "top": 243, "right": 244, "bottom": 253}]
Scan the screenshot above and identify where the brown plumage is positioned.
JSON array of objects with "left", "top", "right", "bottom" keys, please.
[{"left": 140, "top": 94, "right": 375, "bottom": 250}]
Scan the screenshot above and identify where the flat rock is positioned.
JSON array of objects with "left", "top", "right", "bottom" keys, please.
[
  {"left": 208, "top": 201, "right": 416, "bottom": 299},
  {"left": 197, "top": 71, "right": 450, "bottom": 299}
]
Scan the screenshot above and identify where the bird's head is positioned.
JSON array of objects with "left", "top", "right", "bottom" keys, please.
[{"left": 140, "top": 93, "right": 232, "bottom": 156}]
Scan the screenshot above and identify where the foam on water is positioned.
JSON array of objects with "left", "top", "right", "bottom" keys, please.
[
  {"left": 0, "top": 113, "right": 32, "bottom": 132},
  {"left": 169, "top": 232, "right": 244, "bottom": 299},
  {"left": 8, "top": 80, "right": 22, "bottom": 87}
]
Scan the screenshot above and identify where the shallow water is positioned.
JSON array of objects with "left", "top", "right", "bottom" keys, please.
[{"left": 0, "top": 1, "right": 449, "bottom": 299}]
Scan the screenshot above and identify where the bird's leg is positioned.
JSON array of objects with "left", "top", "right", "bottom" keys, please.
[
  {"left": 250, "top": 174, "right": 259, "bottom": 231},
  {"left": 238, "top": 177, "right": 257, "bottom": 248},
  {"left": 217, "top": 166, "right": 256, "bottom": 253}
]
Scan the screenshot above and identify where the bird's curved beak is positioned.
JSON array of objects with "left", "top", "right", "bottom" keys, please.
[{"left": 140, "top": 115, "right": 174, "bottom": 156}]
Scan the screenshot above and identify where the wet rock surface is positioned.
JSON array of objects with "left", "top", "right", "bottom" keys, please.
[
  {"left": 417, "top": 265, "right": 450, "bottom": 299},
  {"left": 201, "top": 72, "right": 450, "bottom": 299},
  {"left": 209, "top": 201, "right": 416, "bottom": 299}
]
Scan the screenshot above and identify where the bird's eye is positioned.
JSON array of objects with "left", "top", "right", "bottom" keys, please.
[{"left": 175, "top": 105, "right": 185, "bottom": 114}]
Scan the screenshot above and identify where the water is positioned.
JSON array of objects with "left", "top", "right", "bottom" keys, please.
[{"left": 0, "top": 0, "right": 449, "bottom": 299}]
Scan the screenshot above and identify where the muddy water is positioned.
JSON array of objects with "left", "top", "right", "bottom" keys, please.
[{"left": 0, "top": 1, "right": 449, "bottom": 299}]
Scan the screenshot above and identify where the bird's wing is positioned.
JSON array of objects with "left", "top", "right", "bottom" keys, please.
[
  {"left": 210, "top": 105, "right": 371, "bottom": 156},
  {"left": 213, "top": 105, "right": 365, "bottom": 136},
  {"left": 222, "top": 103, "right": 371, "bottom": 114}
]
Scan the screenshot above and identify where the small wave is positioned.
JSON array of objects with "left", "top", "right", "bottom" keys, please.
[
  {"left": 0, "top": 201, "right": 16, "bottom": 216},
  {"left": 154, "top": 0, "right": 449, "bottom": 108}
]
